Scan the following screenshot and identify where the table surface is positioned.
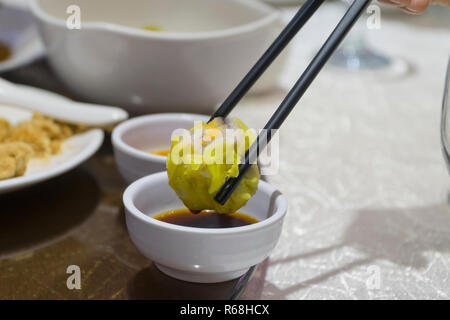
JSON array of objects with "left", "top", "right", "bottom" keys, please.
[
  {"left": 239, "top": 4, "right": 450, "bottom": 299},
  {"left": 1, "top": 3, "right": 450, "bottom": 300},
  {"left": 0, "top": 138, "right": 257, "bottom": 299}
]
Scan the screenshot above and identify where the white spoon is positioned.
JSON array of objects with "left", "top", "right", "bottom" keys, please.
[{"left": 0, "top": 77, "right": 128, "bottom": 126}]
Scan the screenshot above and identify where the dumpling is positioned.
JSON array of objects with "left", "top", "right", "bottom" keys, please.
[{"left": 167, "top": 117, "right": 259, "bottom": 214}]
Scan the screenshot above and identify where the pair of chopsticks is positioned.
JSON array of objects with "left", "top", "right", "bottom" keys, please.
[{"left": 210, "top": 0, "right": 371, "bottom": 205}]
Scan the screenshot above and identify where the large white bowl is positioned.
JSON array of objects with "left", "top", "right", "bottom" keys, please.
[
  {"left": 112, "top": 113, "right": 209, "bottom": 183},
  {"left": 30, "top": 0, "right": 281, "bottom": 114},
  {"left": 123, "top": 172, "right": 288, "bottom": 283}
]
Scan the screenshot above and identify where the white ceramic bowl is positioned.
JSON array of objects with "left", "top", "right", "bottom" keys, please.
[
  {"left": 123, "top": 172, "right": 287, "bottom": 283},
  {"left": 30, "top": 0, "right": 281, "bottom": 113},
  {"left": 112, "top": 113, "right": 209, "bottom": 183},
  {"left": 0, "top": 4, "right": 45, "bottom": 73}
]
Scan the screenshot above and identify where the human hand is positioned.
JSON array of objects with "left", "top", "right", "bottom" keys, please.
[{"left": 378, "top": 0, "right": 450, "bottom": 14}]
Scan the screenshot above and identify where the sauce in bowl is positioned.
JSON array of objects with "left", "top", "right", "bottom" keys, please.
[
  {"left": 153, "top": 209, "right": 258, "bottom": 229},
  {"left": 149, "top": 149, "right": 170, "bottom": 157},
  {"left": 0, "top": 41, "right": 11, "bottom": 63}
]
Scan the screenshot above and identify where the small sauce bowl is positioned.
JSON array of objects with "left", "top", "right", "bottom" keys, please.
[
  {"left": 123, "top": 172, "right": 287, "bottom": 283},
  {"left": 112, "top": 113, "right": 208, "bottom": 183}
]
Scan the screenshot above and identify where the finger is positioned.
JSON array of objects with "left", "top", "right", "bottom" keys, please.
[
  {"left": 378, "top": 0, "right": 409, "bottom": 8},
  {"left": 401, "top": 6, "right": 421, "bottom": 13},
  {"left": 407, "top": 0, "right": 430, "bottom": 13},
  {"left": 389, "top": 0, "right": 412, "bottom": 6},
  {"left": 378, "top": 0, "right": 401, "bottom": 5},
  {"left": 378, "top": 0, "right": 430, "bottom": 13}
]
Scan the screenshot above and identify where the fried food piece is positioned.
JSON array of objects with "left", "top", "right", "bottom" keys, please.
[
  {"left": 0, "top": 142, "right": 33, "bottom": 179},
  {"left": 0, "top": 118, "right": 11, "bottom": 141},
  {"left": 5, "top": 113, "right": 81, "bottom": 157},
  {"left": 0, "top": 156, "right": 15, "bottom": 180},
  {"left": 7, "top": 113, "right": 60, "bottom": 156},
  {"left": 7, "top": 123, "right": 52, "bottom": 157},
  {"left": 0, "top": 113, "right": 84, "bottom": 181}
]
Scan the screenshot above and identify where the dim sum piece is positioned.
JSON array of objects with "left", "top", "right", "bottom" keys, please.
[{"left": 167, "top": 117, "right": 259, "bottom": 214}]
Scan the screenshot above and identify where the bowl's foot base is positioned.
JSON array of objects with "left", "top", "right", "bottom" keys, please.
[{"left": 155, "top": 263, "right": 249, "bottom": 283}]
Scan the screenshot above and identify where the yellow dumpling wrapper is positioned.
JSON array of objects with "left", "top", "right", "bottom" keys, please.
[{"left": 167, "top": 117, "right": 260, "bottom": 214}]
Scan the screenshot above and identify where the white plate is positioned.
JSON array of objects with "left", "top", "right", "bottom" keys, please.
[
  {"left": 0, "top": 4, "right": 45, "bottom": 73},
  {"left": 0, "top": 129, "right": 104, "bottom": 194}
]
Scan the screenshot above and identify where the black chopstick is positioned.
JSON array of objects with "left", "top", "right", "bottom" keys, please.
[
  {"left": 215, "top": 0, "right": 371, "bottom": 205},
  {"left": 208, "top": 0, "right": 325, "bottom": 123}
]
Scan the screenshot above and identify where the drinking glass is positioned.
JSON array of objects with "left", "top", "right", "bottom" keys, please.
[{"left": 329, "top": 0, "right": 399, "bottom": 71}]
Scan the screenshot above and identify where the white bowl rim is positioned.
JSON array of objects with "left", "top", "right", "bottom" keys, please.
[
  {"left": 111, "top": 113, "right": 209, "bottom": 164},
  {"left": 123, "top": 171, "right": 288, "bottom": 235},
  {"left": 29, "top": 0, "right": 280, "bottom": 41}
]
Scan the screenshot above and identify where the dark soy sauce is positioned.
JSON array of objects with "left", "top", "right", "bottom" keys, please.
[
  {"left": 153, "top": 209, "right": 258, "bottom": 228},
  {"left": 0, "top": 42, "right": 11, "bottom": 62}
]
